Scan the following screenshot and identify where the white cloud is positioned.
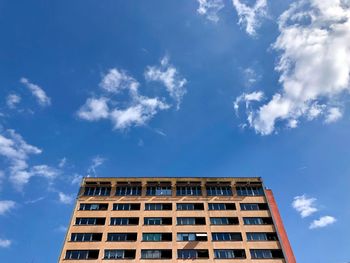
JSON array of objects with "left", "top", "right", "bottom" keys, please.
[
  {"left": 0, "top": 129, "right": 58, "bottom": 190},
  {"left": 325, "top": 107, "right": 342, "bottom": 123},
  {"left": 145, "top": 56, "right": 187, "bottom": 110},
  {"left": 243, "top": 67, "right": 261, "bottom": 87},
  {"left": 0, "top": 239, "right": 11, "bottom": 248},
  {"left": 234, "top": 91, "right": 264, "bottom": 114},
  {"left": 78, "top": 57, "right": 183, "bottom": 130},
  {"left": 20, "top": 78, "right": 51, "bottom": 107},
  {"left": 58, "top": 157, "right": 67, "bottom": 168},
  {"left": 309, "top": 215, "right": 336, "bottom": 229},
  {"left": 77, "top": 97, "right": 109, "bottom": 121},
  {"left": 292, "top": 195, "right": 318, "bottom": 218},
  {"left": 99, "top": 68, "right": 139, "bottom": 94},
  {"left": 197, "top": 0, "right": 225, "bottom": 23},
  {"left": 55, "top": 225, "right": 67, "bottom": 232},
  {"left": 6, "top": 94, "right": 21, "bottom": 109},
  {"left": 236, "top": 0, "right": 350, "bottom": 134},
  {"left": 0, "top": 200, "right": 16, "bottom": 215},
  {"left": 87, "top": 156, "right": 106, "bottom": 176},
  {"left": 71, "top": 174, "right": 83, "bottom": 185},
  {"left": 58, "top": 192, "right": 74, "bottom": 204},
  {"left": 232, "top": 0, "right": 268, "bottom": 36}
]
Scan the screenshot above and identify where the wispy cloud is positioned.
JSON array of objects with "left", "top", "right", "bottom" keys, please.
[
  {"left": 58, "top": 157, "right": 67, "bottom": 168},
  {"left": 58, "top": 192, "right": 74, "bottom": 204},
  {"left": 24, "top": 196, "right": 45, "bottom": 204},
  {"left": 197, "top": 0, "right": 225, "bottom": 23},
  {"left": 310, "top": 216, "right": 336, "bottom": 229},
  {"left": 0, "top": 129, "right": 58, "bottom": 190},
  {"left": 55, "top": 225, "right": 67, "bottom": 232},
  {"left": 235, "top": 0, "right": 350, "bottom": 135},
  {"left": 232, "top": 0, "right": 268, "bottom": 36},
  {"left": 0, "top": 239, "right": 11, "bottom": 248},
  {"left": 6, "top": 94, "right": 21, "bottom": 109},
  {"left": 242, "top": 67, "right": 261, "bottom": 87},
  {"left": 145, "top": 56, "right": 187, "bottom": 110},
  {"left": 87, "top": 156, "right": 105, "bottom": 176},
  {"left": 292, "top": 195, "right": 318, "bottom": 218},
  {"left": 78, "top": 56, "right": 184, "bottom": 131},
  {"left": 20, "top": 78, "right": 51, "bottom": 107},
  {"left": 0, "top": 200, "right": 16, "bottom": 215}
]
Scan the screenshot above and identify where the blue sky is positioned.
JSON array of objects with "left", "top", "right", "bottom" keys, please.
[{"left": 0, "top": 0, "right": 350, "bottom": 262}]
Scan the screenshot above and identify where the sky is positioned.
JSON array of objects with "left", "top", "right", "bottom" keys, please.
[{"left": 0, "top": 0, "right": 350, "bottom": 262}]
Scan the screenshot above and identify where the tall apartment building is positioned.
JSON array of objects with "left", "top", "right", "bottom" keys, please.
[{"left": 59, "top": 177, "right": 295, "bottom": 263}]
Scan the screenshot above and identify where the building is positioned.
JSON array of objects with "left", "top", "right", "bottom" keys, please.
[{"left": 59, "top": 177, "right": 295, "bottom": 263}]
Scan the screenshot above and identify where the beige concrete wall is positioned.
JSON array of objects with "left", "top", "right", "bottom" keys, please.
[{"left": 59, "top": 177, "right": 286, "bottom": 263}]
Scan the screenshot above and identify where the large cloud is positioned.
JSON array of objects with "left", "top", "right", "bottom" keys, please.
[{"left": 235, "top": 0, "right": 350, "bottom": 135}]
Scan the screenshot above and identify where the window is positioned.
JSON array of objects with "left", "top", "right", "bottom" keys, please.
[
  {"left": 107, "top": 233, "right": 137, "bottom": 241},
  {"left": 104, "top": 250, "right": 136, "bottom": 259},
  {"left": 176, "top": 185, "right": 202, "bottom": 196},
  {"left": 210, "top": 217, "right": 239, "bottom": 225},
  {"left": 75, "top": 217, "right": 105, "bottom": 225},
  {"left": 208, "top": 203, "right": 236, "bottom": 210},
  {"left": 236, "top": 186, "right": 264, "bottom": 196},
  {"left": 243, "top": 217, "right": 273, "bottom": 225},
  {"left": 206, "top": 185, "right": 232, "bottom": 196},
  {"left": 83, "top": 187, "right": 110, "bottom": 196},
  {"left": 240, "top": 203, "right": 268, "bottom": 210},
  {"left": 177, "top": 233, "right": 208, "bottom": 241},
  {"left": 247, "top": 232, "right": 278, "bottom": 241},
  {"left": 145, "top": 203, "right": 172, "bottom": 210},
  {"left": 177, "top": 217, "right": 205, "bottom": 225},
  {"left": 177, "top": 250, "right": 209, "bottom": 259},
  {"left": 177, "top": 203, "right": 204, "bottom": 210},
  {"left": 141, "top": 250, "right": 172, "bottom": 259},
  {"left": 142, "top": 233, "right": 172, "bottom": 241},
  {"left": 65, "top": 250, "right": 99, "bottom": 260},
  {"left": 146, "top": 186, "right": 172, "bottom": 196},
  {"left": 70, "top": 233, "right": 102, "bottom": 242},
  {"left": 144, "top": 217, "right": 172, "bottom": 225},
  {"left": 79, "top": 203, "right": 108, "bottom": 211},
  {"left": 113, "top": 203, "right": 140, "bottom": 211},
  {"left": 115, "top": 185, "right": 141, "bottom": 196},
  {"left": 110, "top": 217, "right": 139, "bottom": 225},
  {"left": 214, "top": 249, "right": 246, "bottom": 259},
  {"left": 250, "top": 249, "right": 284, "bottom": 259},
  {"left": 212, "top": 232, "right": 242, "bottom": 241}
]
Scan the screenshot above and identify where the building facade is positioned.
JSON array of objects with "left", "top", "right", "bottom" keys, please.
[{"left": 59, "top": 177, "right": 295, "bottom": 263}]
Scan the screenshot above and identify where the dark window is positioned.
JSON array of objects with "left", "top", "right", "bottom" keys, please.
[
  {"left": 176, "top": 185, "right": 202, "bottom": 196},
  {"left": 208, "top": 203, "right": 236, "bottom": 210},
  {"left": 104, "top": 250, "right": 136, "bottom": 259},
  {"left": 212, "top": 232, "right": 242, "bottom": 241},
  {"left": 145, "top": 203, "right": 172, "bottom": 210},
  {"left": 65, "top": 250, "right": 99, "bottom": 260},
  {"left": 250, "top": 249, "right": 284, "bottom": 259},
  {"left": 142, "top": 233, "right": 172, "bottom": 241},
  {"left": 247, "top": 232, "right": 278, "bottom": 241},
  {"left": 177, "top": 203, "right": 204, "bottom": 210},
  {"left": 210, "top": 217, "right": 239, "bottom": 225},
  {"left": 75, "top": 217, "right": 105, "bottom": 225},
  {"left": 141, "top": 250, "right": 172, "bottom": 259},
  {"left": 178, "top": 250, "right": 209, "bottom": 259},
  {"left": 236, "top": 186, "right": 264, "bottom": 196},
  {"left": 144, "top": 217, "right": 172, "bottom": 225},
  {"left": 243, "top": 217, "right": 273, "bottom": 225},
  {"left": 240, "top": 203, "right": 268, "bottom": 210},
  {"left": 146, "top": 186, "right": 172, "bottom": 196},
  {"left": 115, "top": 185, "right": 141, "bottom": 196},
  {"left": 177, "top": 233, "right": 208, "bottom": 241},
  {"left": 83, "top": 187, "right": 110, "bottom": 196},
  {"left": 110, "top": 217, "right": 139, "bottom": 225},
  {"left": 214, "top": 249, "right": 246, "bottom": 259},
  {"left": 107, "top": 233, "right": 137, "bottom": 241},
  {"left": 177, "top": 217, "right": 206, "bottom": 225},
  {"left": 70, "top": 233, "right": 102, "bottom": 242},
  {"left": 206, "top": 186, "right": 232, "bottom": 196},
  {"left": 79, "top": 203, "right": 108, "bottom": 211},
  {"left": 113, "top": 203, "right": 140, "bottom": 211}
]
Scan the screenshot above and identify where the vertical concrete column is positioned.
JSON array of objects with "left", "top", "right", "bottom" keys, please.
[{"left": 265, "top": 189, "right": 296, "bottom": 263}]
